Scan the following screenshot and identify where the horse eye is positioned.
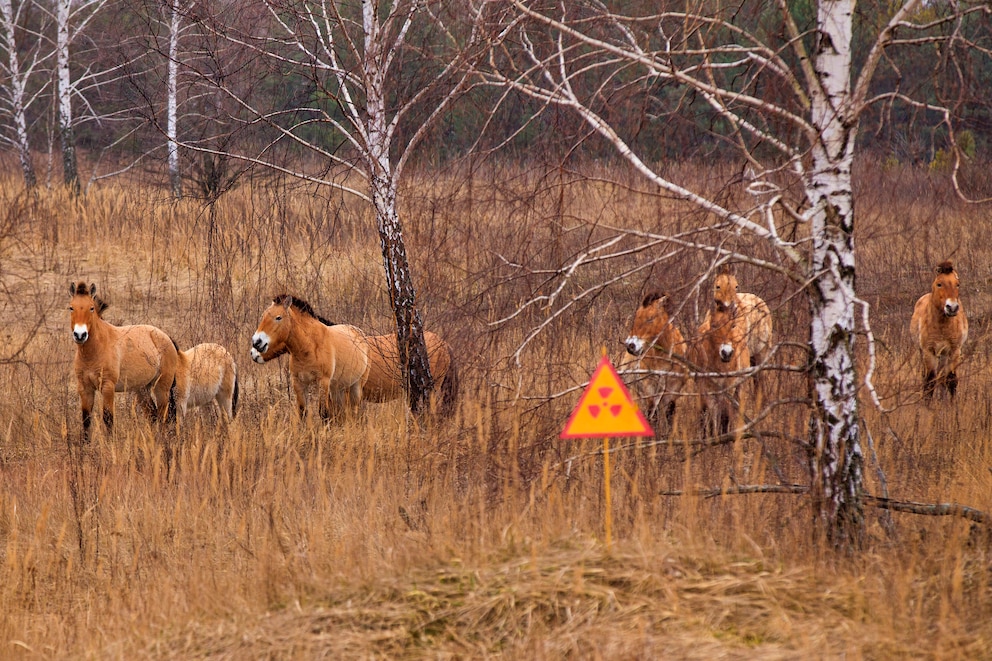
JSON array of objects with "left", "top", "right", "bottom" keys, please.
[
  {"left": 275, "top": 316, "right": 283, "bottom": 321},
  {"left": 936, "top": 283, "right": 942, "bottom": 288},
  {"left": 90, "top": 306, "right": 95, "bottom": 311}
]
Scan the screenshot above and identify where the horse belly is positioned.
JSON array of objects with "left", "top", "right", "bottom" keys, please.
[
  {"left": 115, "top": 329, "right": 166, "bottom": 390},
  {"left": 363, "top": 335, "right": 404, "bottom": 401}
]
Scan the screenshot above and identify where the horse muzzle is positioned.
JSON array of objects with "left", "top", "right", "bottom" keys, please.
[
  {"left": 719, "top": 343, "right": 734, "bottom": 363},
  {"left": 251, "top": 348, "right": 266, "bottom": 364},
  {"left": 624, "top": 336, "right": 645, "bottom": 356},
  {"left": 72, "top": 325, "right": 89, "bottom": 344},
  {"left": 944, "top": 301, "right": 960, "bottom": 317}
]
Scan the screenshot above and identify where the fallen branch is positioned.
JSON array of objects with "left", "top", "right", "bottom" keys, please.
[
  {"left": 864, "top": 495, "right": 992, "bottom": 526},
  {"left": 656, "top": 485, "right": 992, "bottom": 526}
]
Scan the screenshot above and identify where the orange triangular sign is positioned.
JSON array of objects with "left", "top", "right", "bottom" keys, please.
[{"left": 561, "top": 355, "right": 654, "bottom": 438}]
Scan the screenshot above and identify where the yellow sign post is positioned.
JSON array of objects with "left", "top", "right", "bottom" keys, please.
[{"left": 561, "top": 354, "right": 654, "bottom": 549}]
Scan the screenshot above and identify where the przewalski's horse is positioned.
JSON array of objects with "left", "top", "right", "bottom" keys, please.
[
  {"left": 176, "top": 343, "right": 239, "bottom": 419},
  {"left": 68, "top": 282, "right": 179, "bottom": 441},
  {"left": 706, "top": 271, "right": 773, "bottom": 369},
  {"left": 251, "top": 295, "right": 368, "bottom": 420},
  {"left": 363, "top": 332, "right": 460, "bottom": 415},
  {"left": 689, "top": 304, "right": 750, "bottom": 436},
  {"left": 623, "top": 292, "right": 688, "bottom": 431},
  {"left": 910, "top": 260, "right": 968, "bottom": 399}
]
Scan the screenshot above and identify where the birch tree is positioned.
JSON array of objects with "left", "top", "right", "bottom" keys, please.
[
  {"left": 0, "top": 0, "right": 47, "bottom": 189},
  {"left": 189, "top": 0, "right": 489, "bottom": 410},
  {"left": 51, "top": 0, "right": 112, "bottom": 193},
  {"left": 484, "top": 0, "right": 992, "bottom": 549},
  {"left": 166, "top": 0, "right": 182, "bottom": 198}
]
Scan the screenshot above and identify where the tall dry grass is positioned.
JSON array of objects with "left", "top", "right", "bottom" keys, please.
[{"left": 0, "top": 159, "right": 990, "bottom": 658}]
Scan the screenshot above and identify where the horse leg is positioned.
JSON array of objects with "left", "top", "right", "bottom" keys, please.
[
  {"left": 317, "top": 377, "right": 334, "bottom": 421},
  {"left": 292, "top": 377, "right": 308, "bottom": 419},
  {"left": 918, "top": 347, "right": 938, "bottom": 400},
  {"left": 149, "top": 374, "right": 177, "bottom": 423},
  {"left": 946, "top": 348, "right": 962, "bottom": 398},
  {"left": 79, "top": 387, "right": 95, "bottom": 443},
  {"left": 100, "top": 382, "right": 116, "bottom": 432},
  {"left": 137, "top": 389, "right": 158, "bottom": 420}
]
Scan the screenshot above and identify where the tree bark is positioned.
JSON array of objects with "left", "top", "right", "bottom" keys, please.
[
  {"left": 362, "top": 0, "right": 433, "bottom": 411},
  {"left": 0, "top": 0, "right": 35, "bottom": 189},
  {"left": 167, "top": 0, "right": 181, "bottom": 199},
  {"left": 56, "top": 0, "right": 79, "bottom": 194},
  {"left": 806, "top": 0, "right": 864, "bottom": 551}
]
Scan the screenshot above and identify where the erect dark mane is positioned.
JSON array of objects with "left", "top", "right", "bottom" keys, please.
[
  {"left": 93, "top": 296, "right": 110, "bottom": 317},
  {"left": 273, "top": 294, "right": 336, "bottom": 327},
  {"left": 936, "top": 260, "right": 955, "bottom": 275},
  {"left": 641, "top": 291, "right": 667, "bottom": 308}
]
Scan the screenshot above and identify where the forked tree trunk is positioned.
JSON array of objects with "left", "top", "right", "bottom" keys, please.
[
  {"left": 56, "top": 0, "right": 79, "bottom": 195},
  {"left": 807, "top": 0, "right": 864, "bottom": 551}
]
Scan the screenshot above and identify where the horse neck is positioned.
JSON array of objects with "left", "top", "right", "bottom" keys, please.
[
  {"left": 76, "top": 314, "right": 117, "bottom": 357},
  {"left": 285, "top": 310, "right": 321, "bottom": 354},
  {"left": 653, "top": 323, "right": 684, "bottom": 356}
]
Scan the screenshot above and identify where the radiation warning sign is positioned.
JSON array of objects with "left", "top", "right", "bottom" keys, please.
[{"left": 560, "top": 355, "right": 654, "bottom": 438}]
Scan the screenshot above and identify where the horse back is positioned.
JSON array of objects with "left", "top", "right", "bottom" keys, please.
[
  {"left": 324, "top": 324, "right": 369, "bottom": 386},
  {"left": 362, "top": 331, "right": 452, "bottom": 403},
  {"left": 113, "top": 324, "right": 180, "bottom": 391},
  {"left": 181, "top": 343, "right": 237, "bottom": 408}
]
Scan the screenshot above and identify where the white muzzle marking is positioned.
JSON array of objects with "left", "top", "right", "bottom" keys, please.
[
  {"left": 251, "top": 331, "right": 271, "bottom": 363},
  {"left": 719, "top": 342, "right": 734, "bottom": 363},
  {"left": 72, "top": 323, "right": 89, "bottom": 344},
  {"left": 624, "top": 336, "right": 645, "bottom": 356}
]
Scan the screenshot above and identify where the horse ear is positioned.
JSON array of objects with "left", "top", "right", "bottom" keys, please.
[
  {"left": 280, "top": 294, "right": 293, "bottom": 309},
  {"left": 89, "top": 283, "right": 97, "bottom": 296},
  {"left": 69, "top": 282, "right": 76, "bottom": 296}
]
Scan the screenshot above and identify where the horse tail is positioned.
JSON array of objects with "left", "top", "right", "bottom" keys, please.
[
  {"left": 166, "top": 337, "right": 180, "bottom": 423},
  {"left": 231, "top": 373, "right": 240, "bottom": 419},
  {"left": 166, "top": 375, "right": 178, "bottom": 423},
  {"left": 438, "top": 342, "right": 460, "bottom": 416}
]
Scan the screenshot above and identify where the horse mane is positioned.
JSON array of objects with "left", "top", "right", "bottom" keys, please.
[
  {"left": 936, "top": 260, "right": 955, "bottom": 275},
  {"left": 273, "top": 294, "right": 336, "bottom": 327},
  {"left": 642, "top": 291, "right": 667, "bottom": 308},
  {"left": 93, "top": 296, "right": 110, "bottom": 317}
]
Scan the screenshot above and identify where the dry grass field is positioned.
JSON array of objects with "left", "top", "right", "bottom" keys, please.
[{"left": 1, "top": 159, "right": 992, "bottom": 659}]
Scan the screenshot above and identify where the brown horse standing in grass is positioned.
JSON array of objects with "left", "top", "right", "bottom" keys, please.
[
  {"left": 176, "top": 343, "right": 239, "bottom": 419},
  {"left": 690, "top": 304, "right": 750, "bottom": 436},
  {"left": 910, "top": 260, "right": 968, "bottom": 399},
  {"left": 363, "top": 332, "right": 459, "bottom": 415},
  {"left": 623, "top": 292, "right": 688, "bottom": 431},
  {"left": 68, "top": 282, "right": 179, "bottom": 441},
  {"left": 706, "top": 271, "right": 773, "bottom": 369},
  {"left": 250, "top": 295, "right": 368, "bottom": 420}
]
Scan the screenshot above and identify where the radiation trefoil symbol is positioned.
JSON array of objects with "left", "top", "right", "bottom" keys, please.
[{"left": 561, "top": 356, "right": 654, "bottom": 439}]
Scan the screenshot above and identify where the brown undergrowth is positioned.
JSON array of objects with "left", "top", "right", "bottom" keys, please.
[{"left": 0, "top": 160, "right": 991, "bottom": 658}]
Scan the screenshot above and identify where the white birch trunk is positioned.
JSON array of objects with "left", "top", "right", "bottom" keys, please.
[
  {"left": 0, "top": 0, "right": 34, "bottom": 188},
  {"left": 56, "top": 0, "right": 78, "bottom": 193},
  {"left": 806, "top": 0, "right": 864, "bottom": 549},
  {"left": 167, "top": 0, "right": 180, "bottom": 198},
  {"left": 362, "top": 0, "right": 433, "bottom": 410}
]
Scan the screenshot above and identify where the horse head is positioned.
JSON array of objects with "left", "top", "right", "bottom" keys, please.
[
  {"left": 706, "top": 306, "right": 738, "bottom": 364},
  {"left": 68, "top": 281, "right": 102, "bottom": 345},
  {"left": 251, "top": 294, "right": 294, "bottom": 363},
  {"left": 712, "top": 271, "right": 739, "bottom": 316},
  {"left": 625, "top": 292, "right": 674, "bottom": 356},
  {"left": 932, "top": 260, "right": 962, "bottom": 317}
]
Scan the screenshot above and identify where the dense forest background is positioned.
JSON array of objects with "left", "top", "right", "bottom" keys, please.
[{"left": 2, "top": 0, "right": 991, "bottom": 193}]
